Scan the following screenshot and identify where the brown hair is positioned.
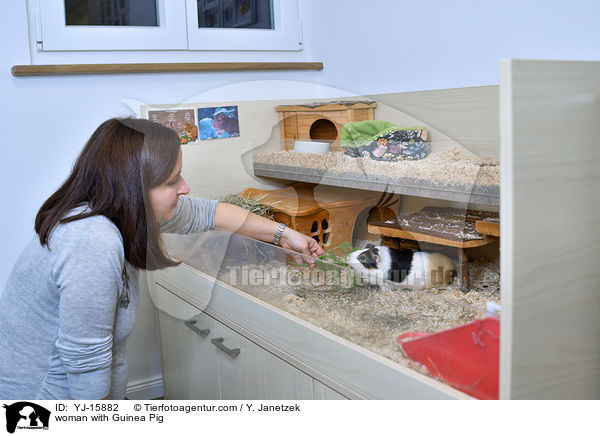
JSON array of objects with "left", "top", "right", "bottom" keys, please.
[{"left": 35, "top": 117, "right": 181, "bottom": 270}]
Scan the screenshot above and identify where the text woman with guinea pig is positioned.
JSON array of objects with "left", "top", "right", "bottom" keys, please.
[{"left": 0, "top": 118, "right": 323, "bottom": 400}]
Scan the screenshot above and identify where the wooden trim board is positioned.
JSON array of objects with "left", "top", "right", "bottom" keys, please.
[{"left": 11, "top": 62, "right": 324, "bottom": 76}]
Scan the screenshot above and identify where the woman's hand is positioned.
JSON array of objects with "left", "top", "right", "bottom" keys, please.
[{"left": 279, "top": 227, "right": 323, "bottom": 264}]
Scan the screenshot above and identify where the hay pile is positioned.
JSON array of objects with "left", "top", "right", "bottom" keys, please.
[
  {"left": 254, "top": 146, "right": 500, "bottom": 188},
  {"left": 217, "top": 193, "right": 276, "bottom": 219}
]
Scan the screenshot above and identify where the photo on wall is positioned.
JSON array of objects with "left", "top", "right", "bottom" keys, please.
[
  {"left": 197, "top": 106, "right": 240, "bottom": 140},
  {"left": 147, "top": 108, "right": 198, "bottom": 144}
]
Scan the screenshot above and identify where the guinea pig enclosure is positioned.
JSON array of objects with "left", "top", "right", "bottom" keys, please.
[
  {"left": 159, "top": 229, "right": 500, "bottom": 398},
  {"left": 149, "top": 60, "right": 600, "bottom": 400}
]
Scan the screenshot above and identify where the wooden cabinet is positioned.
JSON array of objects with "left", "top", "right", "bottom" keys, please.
[
  {"left": 155, "top": 283, "right": 323, "bottom": 400},
  {"left": 213, "top": 321, "right": 313, "bottom": 400},
  {"left": 157, "top": 297, "right": 219, "bottom": 400}
]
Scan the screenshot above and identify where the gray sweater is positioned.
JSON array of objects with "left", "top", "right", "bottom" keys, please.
[{"left": 0, "top": 196, "right": 218, "bottom": 400}]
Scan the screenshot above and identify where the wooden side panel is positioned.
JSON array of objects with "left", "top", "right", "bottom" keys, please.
[{"left": 500, "top": 59, "right": 600, "bottom": 399}]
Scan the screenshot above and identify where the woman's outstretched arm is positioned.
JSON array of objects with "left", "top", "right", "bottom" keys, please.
[{"left": 214, "top": 202, "right": 323, "bottom": 261}]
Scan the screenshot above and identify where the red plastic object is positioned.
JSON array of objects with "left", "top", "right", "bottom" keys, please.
[{"left": 397, "top": 317, "right": 500, "bottom": 400}]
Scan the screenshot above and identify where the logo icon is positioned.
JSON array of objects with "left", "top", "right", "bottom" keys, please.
[{"left": 2, "top": 402, "right": 50, "bottom": 433}]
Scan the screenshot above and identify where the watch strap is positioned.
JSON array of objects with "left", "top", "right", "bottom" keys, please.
[{"left": 273, "top": 223, "right": 287, "bottom": 245}]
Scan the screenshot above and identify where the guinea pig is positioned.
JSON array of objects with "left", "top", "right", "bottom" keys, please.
[
  {"left": 213, "top": 113, "right": 240, "bottom": 135},
  {"left": 346, "top": 244, "right": 455, "bottom": 289}
]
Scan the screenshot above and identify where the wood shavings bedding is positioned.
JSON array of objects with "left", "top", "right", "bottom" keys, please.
[
  {"left": 210, "top": 258, "right": 500, "bottom": 377},
  {"left": 254, "top": 146, "right": 500, "bottom": 188},
  {"left": 165, "top": 232, "right": 500, "bottom": 382}
]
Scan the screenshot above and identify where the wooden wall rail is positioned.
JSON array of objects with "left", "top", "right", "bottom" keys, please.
[{"left": 11, "top": 62, "right": 324, "bottom": 76}]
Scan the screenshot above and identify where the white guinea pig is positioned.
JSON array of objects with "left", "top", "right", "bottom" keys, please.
[{"left": 346, "top": 245, "right": 455, "bottom": 289}]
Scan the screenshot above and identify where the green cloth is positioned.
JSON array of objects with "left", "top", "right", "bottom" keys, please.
[{"left": 340, "top": 121, "right": 426, "bottom": 149}]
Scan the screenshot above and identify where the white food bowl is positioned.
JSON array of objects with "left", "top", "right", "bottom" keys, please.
[{"left": 294, "top": 140, "right": 330, "bottom": 154}]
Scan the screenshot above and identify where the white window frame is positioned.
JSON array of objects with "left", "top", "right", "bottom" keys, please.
[
  {"left": 37, "top": 0, "right": 188, "bottom": 51},
  {"left": 186, "top": 0, "right": 302, "bottom": 51},
  {"left": 33, "top": 0, "right": 302, "bottom": 52}
]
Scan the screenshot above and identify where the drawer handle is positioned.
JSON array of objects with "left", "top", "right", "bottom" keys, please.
[
  {"left": 211, "top": 337, "right": 240, "bottom": 358},
  {"left": 185, "top": 319, "right": 210, "bottom": 337}
]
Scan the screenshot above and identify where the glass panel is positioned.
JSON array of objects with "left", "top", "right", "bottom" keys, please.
[
  {"left": 64, "top": 0, "right": 158, "bottom": 26},
  {"left": 197, "top": 0, "right": 273, "bottom": 29},
  {"left": 161, "top": 230, "right": 499, "bottom": 399}
]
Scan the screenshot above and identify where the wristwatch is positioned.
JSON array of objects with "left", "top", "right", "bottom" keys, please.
[{"left": 273, "top": 223, "right": 287, "bottom": 246}]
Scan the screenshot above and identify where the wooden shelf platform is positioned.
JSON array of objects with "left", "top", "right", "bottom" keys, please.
[
  {"left": 475, "top": 220, "right": 500, "bottom": 237},
  {"left": 254, "top": 162, "right": 500, "bottom": 206},
  {"left": 367, "top": 224, "right": 497, "bottom": 248}
]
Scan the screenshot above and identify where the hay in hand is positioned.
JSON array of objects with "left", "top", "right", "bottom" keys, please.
[{"left": 288, "top": 242, "right": 360, "bottom": 269}]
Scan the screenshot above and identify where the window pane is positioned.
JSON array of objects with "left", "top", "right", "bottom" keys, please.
[
  {"left": 197, "top": 0, "right": 273, "bottom": 29},
  {"left": 64, "top": 0, "right": 158, "bottom": 26}
]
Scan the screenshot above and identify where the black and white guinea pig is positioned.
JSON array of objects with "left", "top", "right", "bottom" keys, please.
[{"left": 346, "top": 245, "right": 455, "bottom": 289}]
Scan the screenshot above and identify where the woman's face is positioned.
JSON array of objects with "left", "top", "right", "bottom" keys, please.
[{"left": 148, "top": 149, "right": 190, "bottom": 223}]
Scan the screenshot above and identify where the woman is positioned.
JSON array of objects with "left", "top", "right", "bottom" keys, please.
[{"left": 0, "top": 118, "right": 322, "bottom": 400}]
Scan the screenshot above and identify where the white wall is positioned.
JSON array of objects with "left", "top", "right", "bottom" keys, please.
[
  {"left": 310, "top": 0, "right": 600, "bottom": 94},
  {"left": 1, "top": 0, "right": 599, "bottom": 398}
]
